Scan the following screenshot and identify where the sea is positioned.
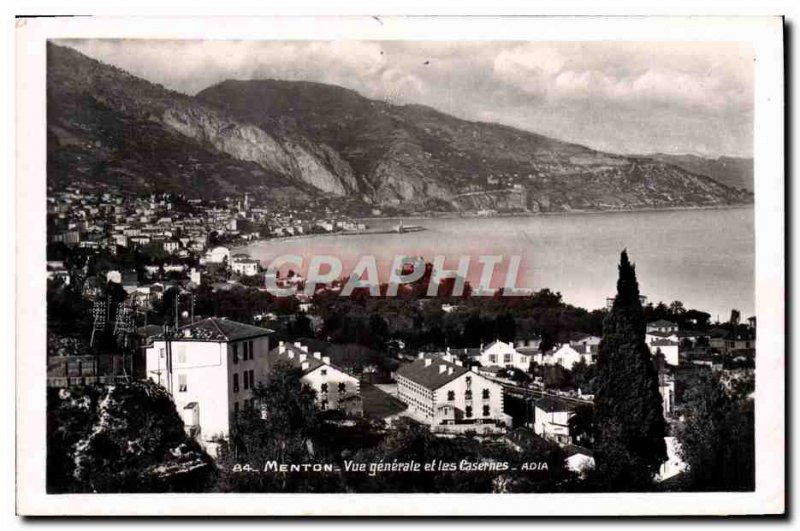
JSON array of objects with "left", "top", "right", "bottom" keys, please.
[{"left": 238, "top": 206, "right": 754, "bottom": 320}]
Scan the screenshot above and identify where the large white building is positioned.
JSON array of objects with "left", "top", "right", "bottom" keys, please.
[
  {"left": 395, "top": 354, "right": 509, "bottom": 432},
  {"left": 145, "top": 317, "right": 273, "bottom": 455},
  {"left": 267, "top": 341, "right": 362, "bottom": 416}
]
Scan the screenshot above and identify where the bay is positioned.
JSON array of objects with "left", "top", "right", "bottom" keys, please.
[{"left": 239, "top": 206, "right": 754, "bottom": 320}]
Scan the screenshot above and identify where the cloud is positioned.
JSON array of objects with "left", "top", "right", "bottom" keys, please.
[
  {"left": 491, "top": 41, "right": 752, "bottom": 113},
  {"left": 55, "top": 39, "right": 753, "bottom": 157}
]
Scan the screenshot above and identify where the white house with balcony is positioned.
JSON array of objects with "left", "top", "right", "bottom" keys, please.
[
  {"left": 395, "top": 354, "right": 509, "bottom": 433},
  {"left": 267, "top": 341, "right": 362, "bottom": 416},
  {"left": 478, "top": 340, "right": 533, "bottom": 372},
  {"left": 144, "top": 317, "right": 273, "bottom": 456}
]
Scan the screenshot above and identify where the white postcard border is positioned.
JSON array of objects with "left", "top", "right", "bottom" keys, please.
[{"left": 15, "top": 15, "right": 785, "bottom": 516}]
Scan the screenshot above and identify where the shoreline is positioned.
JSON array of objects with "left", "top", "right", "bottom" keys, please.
[
  {"left": 233, "top": 203, "right": 753, "bottom": 250},
  {"left": 355, "top": 202, "right": 754, "bottom": 222}
]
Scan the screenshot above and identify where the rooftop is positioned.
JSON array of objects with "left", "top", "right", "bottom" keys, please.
[
  {"left": 156, "top": 317, "right": 273, "bottom": 342},
  {"left": 534, "top": 396, "right": 576, "bottom": 413},
  {"left": 396, "top": 356, "right": 469, "bottom": 390},
  {"left": 648, "top": 319, "right": 678, "bottom": 328}
]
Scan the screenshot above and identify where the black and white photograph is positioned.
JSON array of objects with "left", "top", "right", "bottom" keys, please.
[{"left": 14, "top": 15, "right": 785, "bottom": 516}]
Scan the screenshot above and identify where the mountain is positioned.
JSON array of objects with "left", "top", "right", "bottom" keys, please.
[
  {"left": 646, "top": 154, "right": 753, "bottom": 192},
  {"left": 197, "top": 79, "right": 753, "bottom": 212},
  {"left": 47, "top": 43, "right": 349, "bottom": 203},
  {"left": 48, "top": 43, "right": 753, "bottom": 213}
]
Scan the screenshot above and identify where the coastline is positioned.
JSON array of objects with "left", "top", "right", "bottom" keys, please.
[
  {"left": 233, "top": 203, "right": 753, "bottom": 250},
  {"left": 355, "top": 202, "right": 754, "bottom": 223}
]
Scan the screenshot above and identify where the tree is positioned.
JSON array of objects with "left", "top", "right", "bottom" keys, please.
[
  {"left": 677, "top": 373, "right": 754, "bottom": 491},
  {"left": 669, "top": 300, "right": 686, "bottom": 315},
  {"left": 592, "top": 250, "right": 666, "bottom": 490},
  {"left": 568, "top": 404, "right": 595, "bottom": 448}
]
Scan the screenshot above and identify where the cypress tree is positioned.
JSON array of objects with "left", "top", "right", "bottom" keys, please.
[{"left": 592, "top": 250, "right": 666, "bottom": 490}]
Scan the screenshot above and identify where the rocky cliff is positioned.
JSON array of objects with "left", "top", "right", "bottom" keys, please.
[{"left": 48, "top": 42, "right": 753, "bottom": 214}]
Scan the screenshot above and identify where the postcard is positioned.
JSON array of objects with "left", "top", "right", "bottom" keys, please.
[{"left": 15, "top": 15, "right": 785, "bottom": 516}]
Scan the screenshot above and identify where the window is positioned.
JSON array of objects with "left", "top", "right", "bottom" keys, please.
[
  {"left": 338, "top": 382, "right": 346, "bottom": 394},
  {"left": 504, "top": 353, "right": 511, "bottom": 364},
  {"left": 321, "top": 383, "right": 328, "bottom": 394},
  {"left": 178, "top": 374, "right": 187, "bottom": 392},
  {"left": 447, "top": 390, "right": 455, "bottom": 401},
  {"left": 465, "top": 390, "right": 472, "bottom": 400},
  {"left": 489, "top": 354, "right": 497, "bottom": 363},
  {"left": 159, "top": 348, "right": 165, "bottom": 359},
  {"left": 465, "top": 376, "right": 472, "bottom": 388},
  {"left": 233, "top": 401, "right": 239, "bottom": 414},
  {"left": 243, "top": 371, "right": 249, "bottom": 390},
  {"left": 321, "top": 400, "right": 328, "bottom": 410},
  {"left": 178, "top": 346, "right": 186, "bottom": 364},
  {"left": 233, "top": 373, "right": 239, "bottom": 392},
  {"left": 465, "top": 406, "right": 473, "bottom": 418},
  {"left": 249, "top": 370, "right": 255, "bottom": 389},
  {"left": 232, "top": 344, "right": 239, "bottom": 364},
  {"left": 248, "top": 340, "right": 254, "bottom": 360},
  {"left": 483, "top": 405, "right": 490, "bottom": 416},
  {"left": 482, "top": 389, "right": 490, "bottom": 399},
  {"left": 320, "top": 368, "right": 327, "bottom": 376}
]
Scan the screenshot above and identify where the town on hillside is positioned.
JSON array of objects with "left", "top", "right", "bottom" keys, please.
[{"left": 45, "top": 187, "right": 757, "bottom": 493}]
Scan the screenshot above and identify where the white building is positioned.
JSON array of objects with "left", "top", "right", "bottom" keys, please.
[
  {"left": 231, "top": 255, "right": 260, "bottom": 277},
  {"left": 396, "top": 354, "right": 509, "bottom": 432},
  {"left": 532, "top": 396, "right": 575, "bottom": 445},
  {"left": 647, "top": 319, "right": 679, "bottom": 335},
  {"left": 658, "top": 371, "right": 676, "bottom": 417},
  {"left": 564, "top": 445, "right": 594, "bottom": 478},
  {"left": 655, "top": 437, "right": 688, "bottom": 482},
  {"left": 649, "top": 339, "right": 680, "bottom": 366},
  {"left": 545, "top": 343, "right": 595, "bottom": 369},
  {"left": 202, "top": 246, "right": 230, "bottom": 265},
  {"left": 267, "top": 341, "right": 362, "bottom": 416},
  {"left": 478, "top": 340, "right": 533, "bottom": 372},
  {"left": 144, "top": 317, "right": 273, "bottom": 455}
]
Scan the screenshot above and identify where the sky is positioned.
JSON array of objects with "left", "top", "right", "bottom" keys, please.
[{"left": 59, "top": 39, "right": 754, "bottom": 158}]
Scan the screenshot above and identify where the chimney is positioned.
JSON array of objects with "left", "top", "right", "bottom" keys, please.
[
  {"left": 471, "top": 366, "right": 478, "bottom": 373},
  {"left": 424, "top": 358, "right": 432, "bottom": 367},
  {"left": 299, "top": 353, "right": 307, "bottom": 362},
  {"left": 322, "top": 356, "right": 331, "bottom": 365},
  {"left": 301, "top": 361, "right": 309, "bottom": 371},
  {"left": 439, "top": 365, "right": 446, "bottom": 374},
  {"left": 313, "top": 351, "right": 322, "bottom": 359},
  {"left": 294, "top": 341, "right": 302, "bottom": 348}
]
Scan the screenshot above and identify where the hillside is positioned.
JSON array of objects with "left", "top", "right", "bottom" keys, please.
[
  {"left": 198, "top": 79, "right": 753, "bottom": 212},
  {"left": 48, "top": 42, "right": 753, "bottom": 213},
  {"left": 647, "top": 154, "right": 754, "bottom": 192},
  {"left": 47, "top": 43, "right": 346, "bottom": 203}
]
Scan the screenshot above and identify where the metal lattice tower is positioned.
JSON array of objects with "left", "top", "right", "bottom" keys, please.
[{"left": 89, "top": 300, "right": 107, "bottom": 347}]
